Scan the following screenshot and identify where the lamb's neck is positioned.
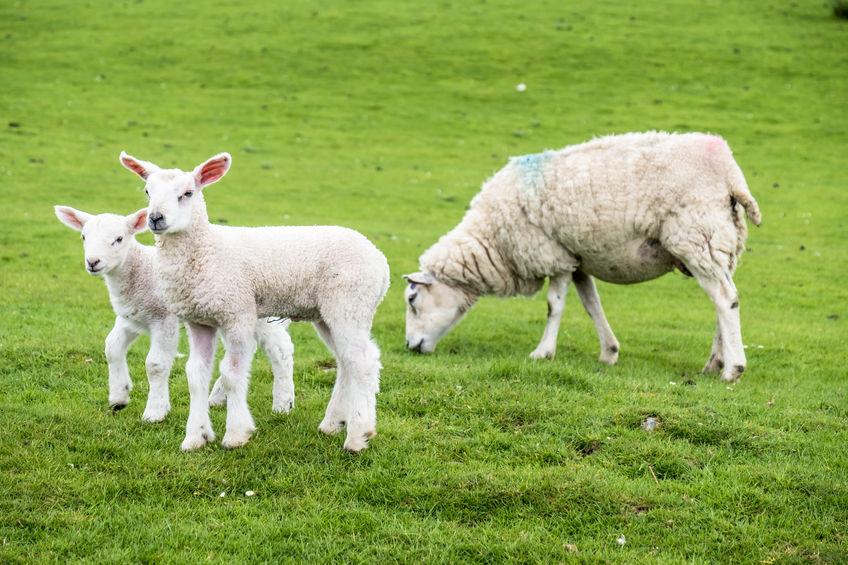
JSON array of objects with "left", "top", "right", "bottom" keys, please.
[
  {"left": 422, "top": 223, "right": 514, "bottom": 297},
  {"left": 104, "top": 243, "right": 147, "bottom": 301}
]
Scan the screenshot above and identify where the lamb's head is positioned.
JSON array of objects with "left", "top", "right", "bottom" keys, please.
[
  {"left": 403, "top": 272, "right": 475, "bottom": 354},
  {"left": 119, "top": 152, "right": 231, "bottom": 235},
  {"left": 54, "top": 206, "right": 148, "bottom": 276}
]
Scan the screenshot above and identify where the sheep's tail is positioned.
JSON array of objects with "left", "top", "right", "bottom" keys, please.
[{"left": 727, "top": 162, "right": 761, "bottom": 226}]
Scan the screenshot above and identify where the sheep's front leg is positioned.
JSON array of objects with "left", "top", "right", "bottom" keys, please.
[
  {"left": 255, "top": 319, "right": 296, "bottom": 414},
  {"left": 104, "top": 316, "right": 141, "bottom": 410},
  {"left": 530, "top": 274, "right": 571, "bottom": 359},
  {"left": 182, "top": 323, "right": 217, "bottom": 451},
  {"left": 141, "top": 318, "right": 179, "bottom": 423},
  {"left": 572, "top": 271, "right": 620, "bottom": 365},
  {"left": 219, "top": 326, "right": 257, "bottom": 448}
]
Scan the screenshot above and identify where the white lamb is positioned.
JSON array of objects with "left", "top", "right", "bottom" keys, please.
[
  {"left": 403, "top": 131, "right": 761, "bottom": 383},
  {"left": 53, "top": 206, "right": 296, "bottom": 419},
  {"left": 119, "top": 152, "right": 390, "bottom": 452}
]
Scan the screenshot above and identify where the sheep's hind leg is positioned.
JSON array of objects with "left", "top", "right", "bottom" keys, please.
[
  {"left": 141, "top": 318, "right": 178, "bottom": 422},
  {"left": 219, "top": 325, "right": 258, "bottom": 448},
  {"left": 182, "top": 323, "right": 217, "bottom": 451},
  {"left": 105, "top": 316, "right": 141, "bottom": 410},
  {"left": 314, "top": 320, "right": 347, "bottom": 436},
  {"left": 529, "top": 274, "right": 570, "bottom": 359},
  {"left": 572, "top": 271, "right": 620, "bottom": 365},
  {"left": 702, "top": 320, "right": 724, "bottom": 374},
  {"left": 256, "top": 319, "right": 295, "bottom": 414}
]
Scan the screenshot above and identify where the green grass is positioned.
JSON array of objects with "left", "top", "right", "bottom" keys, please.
[{"left": 1, "top": 0, "right": 847, "bottom": 562}]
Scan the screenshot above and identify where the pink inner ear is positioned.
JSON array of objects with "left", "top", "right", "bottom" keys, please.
[
  {"left": 198, "top": 157, "right": 229, "bottom": 185},
  {"left": 57, "top": 208, "right": 84, "bottom": 230},
  {"left": 122, "top": 157, "right": 149, "bottom": 179},
  {"left": 131, "top": 210, "right": 148, "bottom": 231}
]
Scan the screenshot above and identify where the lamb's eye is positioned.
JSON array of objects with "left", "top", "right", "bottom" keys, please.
[
  {"left": 144, "top": 189, "right": 149, "bottom": 197},
  {"left": 81, "top": 235, "right": 85, "bottom": 241},
  {"left": 180, "top": 190, "right": 193, "bottom": 200},
  {"left": 114, "top": 236, "right": 123, "bottom": 245}
]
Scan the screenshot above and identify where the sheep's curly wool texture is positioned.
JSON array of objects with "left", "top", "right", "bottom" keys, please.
[
  {"left": 103, "top": 243, "right": 173, "bottom": 324},
  {"left": 154, "top": 199, "right": 390, "bottom": 329},
  {"left": 420, "top": 131, "right": 761, "bottom": 296}
]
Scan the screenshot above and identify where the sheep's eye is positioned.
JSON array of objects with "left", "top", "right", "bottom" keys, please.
[
  {"left": 81, "top": 235, "right": 85, "bottom": 241},
  {"left": 179, "top": 190, "right": 193, "bottom": 201},
  {"left": 114, "top": 236, "right": 123, "bottom": 245},
  {"left": 144, "top": 189, "right": 149, "bottom": 197}
]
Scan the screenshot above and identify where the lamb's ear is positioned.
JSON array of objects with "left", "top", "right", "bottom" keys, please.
[
  {"left": 119, "top": 151, "right": 159, "bottom": 180},
  {"left": 193, "top": 152, "right": 232, "bottom": 189},
  {"left": 54, "top": 205, "right": 92, "bottom": 232},
  {"left": 403, "top": 272, "right": 435, "bottom": 286},
  {"left": 126, "top": 208, "right": 149, "bottom": 234}
]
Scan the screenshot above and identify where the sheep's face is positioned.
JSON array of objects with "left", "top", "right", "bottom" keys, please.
[
  {"left": 119, "top": 152, "right": 231, "bottom": 235},
  {"left": 54, "top": 207, "right": 148, "bottom": 276},
  {"left": 403, "top": 272, "right": 473, "bottom": 353}
]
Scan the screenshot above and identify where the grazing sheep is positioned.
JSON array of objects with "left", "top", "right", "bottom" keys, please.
[
  {"left": 53, "top": 206, "right": 296, "bottom": 419},
  {"left": 119, "top": 152, "right": 390, "bottom": 452},
  {"left": 404, "top": 131, "right": 761, "bottom": 383}
]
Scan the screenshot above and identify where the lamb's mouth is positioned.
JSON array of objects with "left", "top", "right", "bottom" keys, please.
[{"left": 87, "top": 266, "right": 104, "bottom": 274}]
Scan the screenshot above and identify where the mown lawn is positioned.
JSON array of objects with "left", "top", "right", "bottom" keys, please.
[{"left": 1, "top": 0, "right": 846, "bottom": 562}]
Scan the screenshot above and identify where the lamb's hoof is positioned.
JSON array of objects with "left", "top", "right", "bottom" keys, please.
[
  {"left": 721, "top": 365, "right": 745, "bottom": 383},
  {"left": 221, "top": 427, "right": 255, "bottom": 449},
  {"left": 343, "top": 430, "right": 375, "bottom": 453},
  {"left": 703, "top": 355, "right": 724, "bottom": 374},
  {"left": 141, "top": 405, "right": 170, "bottom": 423},
  {"left": 272, "top": 398, "right": 294, "bottom": 414},
  {"left": 181, "top": 429, "right": 215, "bottom": 451},
  {"left": 110, "top": 402, "right": 129, "bottom": 412},
  {"left": 529, "top": 348, "right": 555, "bottom": 360},
  {"left": 318, "top": 417, "right": 345, "bottom": 436}
]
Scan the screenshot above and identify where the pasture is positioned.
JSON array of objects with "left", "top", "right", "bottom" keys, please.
[{"left": 1, "top": 0, "right": 846, "bottom": 562}]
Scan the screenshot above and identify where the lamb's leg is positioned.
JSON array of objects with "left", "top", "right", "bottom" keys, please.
[
  {"left": 104, "top": 316, "right": 141, "bottom": 410},
  {"left": 219, "top": 326, "right": 257, "bottom": 448},
  {"left": 141, "top": 318, "right": 178, "bottom": 422},
  {"left": 529, "top": 274, "right": 570, "bottom": 359},
  {"left": 182, "top": 322, "right": 217, "bottom": 451},
  {"left": 255, "top": 319, "right": 295, "bottom": 414},
  {"left": 332, "top": 329, "right": 381, "bottom": 453},
  {"left": 703, "top": 319, "right": 724, "bottom": 374},
  {"left": 314, "top": 320, "right": 347, "bottom": 436},
  {"left": 572, "top": 270, "right": 620, "bottom": 365},
  {"left": 695, "top": 273, "right": 746, "bottom": 382}
]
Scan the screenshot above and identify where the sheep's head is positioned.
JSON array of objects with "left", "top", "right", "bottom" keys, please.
[
  {"left": 403, "top": 272, "right": 475, "bottom": 354},
  {"left": 119, "top": 152, "right": 231, "bottom": 235},
  {"left": 54, "top": 206, "right": 148, "bottom": 276}
]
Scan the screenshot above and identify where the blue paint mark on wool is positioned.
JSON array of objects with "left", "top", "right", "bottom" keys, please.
[{"left": 513, "top": 150, "right": 554, "bottom": 192}]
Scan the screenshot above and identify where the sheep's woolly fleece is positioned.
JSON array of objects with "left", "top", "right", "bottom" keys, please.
[{"left": 420, "top": 131, "right": 761, "bottom": 296}]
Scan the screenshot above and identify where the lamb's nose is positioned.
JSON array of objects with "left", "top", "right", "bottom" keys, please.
[
  {"left": 148, "top": 212, "right": 165, "bottom": 229},
  {"left": 87, "top": 258, "right": 100, "bottom": 270}
]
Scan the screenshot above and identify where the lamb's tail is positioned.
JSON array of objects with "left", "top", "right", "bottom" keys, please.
[{"left": 727, "top": 162, "right": 761, "bottom": 226}]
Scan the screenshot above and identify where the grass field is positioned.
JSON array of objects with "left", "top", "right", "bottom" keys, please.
[{"left": 2, "top": 0, "right": 847, "bottom": 562}]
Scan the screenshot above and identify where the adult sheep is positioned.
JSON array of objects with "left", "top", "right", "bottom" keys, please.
[
  {"left": 403, "top": 131, "right": 761, "bottom": 383},
  {"left": 120, "top": 152, "right": 390, "bottom": 452}
]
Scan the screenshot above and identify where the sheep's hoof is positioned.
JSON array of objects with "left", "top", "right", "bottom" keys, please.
[
  {"left": 529, "top": 348, "right": 555, "bottom": 360},
  {"left": 343, "top": 430, "right": 375, "bottom": 453},
  {"left": 221, "top": 428, "right": 255, "bottom": 449},
  {"left": 720, "top": 365, "right": 745, "bottom": 383},
  {"left": 703, "top": 355, "right": 724, "bottom": 374},
  {"left": 181, "top": 430, "right": 214, "bottom": 451},
  {"left": 318, "top": 418, "right": 345, "bottom": 436},
  {"left": 141, "top": 405, "right": 170, "bottom": 423},
  {"left": 272, "top": 398, "right": 294, "bottom": 414},
  {"left": 110, "top": 402, "right": 129, "bottom": 412}
]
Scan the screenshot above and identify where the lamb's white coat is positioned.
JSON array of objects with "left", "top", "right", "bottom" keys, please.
[
  {"left": 120, "top": 152, "right": 390, "bottom": 452},
  {"left": 404, "top": 131, "right": 761, "bottom": 383},
  {"left": 53, "top": 206, "right": 296, "bottom": 419}
]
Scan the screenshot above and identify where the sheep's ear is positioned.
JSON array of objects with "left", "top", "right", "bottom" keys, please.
[
  {"left": 193, "top": 152, "right": 232, "bottom": 189},
  {"left": 119, "top": 151, "right": 159, "bottom": 180},
  {"left": 126, "top": 208, "right": 149, "bottom": 234},
  {"left": 403, "top": 272, "right": 435, "bottom": 286},
  {"left": 54, "top": 205, "right": 92, "bottom": 232}
]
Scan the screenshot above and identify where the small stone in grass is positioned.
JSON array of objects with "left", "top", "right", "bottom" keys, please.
[
  {"left": 642, "top": 417, "right": 659, "bottom": 432},
  {"left": 219, "top": 492, "right": 226, "bottom": 498},
  {"left": 245, "top": 490, "right": 256, "bottom": 497},
  {"left": 617, "top": 534, "right": 626, "bottom": 546},
  {"left": 565, "top": 543, "right": 578, "bottom": 553},
  {"left": 516, "top": 83, "right": 527, "bottom": 92}
]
